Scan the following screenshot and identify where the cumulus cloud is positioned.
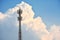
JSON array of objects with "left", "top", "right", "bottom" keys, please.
[
  {"left": 0, "top": 13, "right": 18, "bottom": 40},
  {"left": 0, "top": 12, "right": 7, "bottom": 20},
  {"left": 42, "top": 25, "right": 60, "bottom": 40},
  {"left": 0, "top": 1, "right": 60, "bottom": 40}
]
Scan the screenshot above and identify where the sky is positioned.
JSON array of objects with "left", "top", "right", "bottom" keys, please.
[
  {"left": 0, "top": 0, "right": 60, "bottom": 40},
  {"left": 0, "top": 0, "right": 60, "bottom": 27}
]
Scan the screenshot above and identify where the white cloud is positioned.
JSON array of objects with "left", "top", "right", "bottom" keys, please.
[
  {"left": 49, "top": 25, "right": 60, "bottom": 40},
  {"left": 0, "top": 12, "right": 7, "bottom": 20},
  {"left": 0, "top": 1, "right": 60, "bottom": 40}
]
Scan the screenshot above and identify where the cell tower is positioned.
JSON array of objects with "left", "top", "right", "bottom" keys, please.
[{"left": 17, "top": 8, "right": 22, "bottom": 40}]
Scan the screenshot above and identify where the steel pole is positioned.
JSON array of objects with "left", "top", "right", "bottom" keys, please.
[{"left": 17, "top": 9, "right": 22, "bottom": 40}]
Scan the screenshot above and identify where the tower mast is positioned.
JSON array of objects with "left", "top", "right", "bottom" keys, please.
[{"left": 17, "top": 8, "right": 22, "bottom": 40}]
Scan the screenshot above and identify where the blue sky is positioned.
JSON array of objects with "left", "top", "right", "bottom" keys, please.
[
  {"left": 0, "top": 0, "right": 60, "bottom": 40},
  {"left": 0, "top": 0, "right": 60, "bottom": 27}
]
